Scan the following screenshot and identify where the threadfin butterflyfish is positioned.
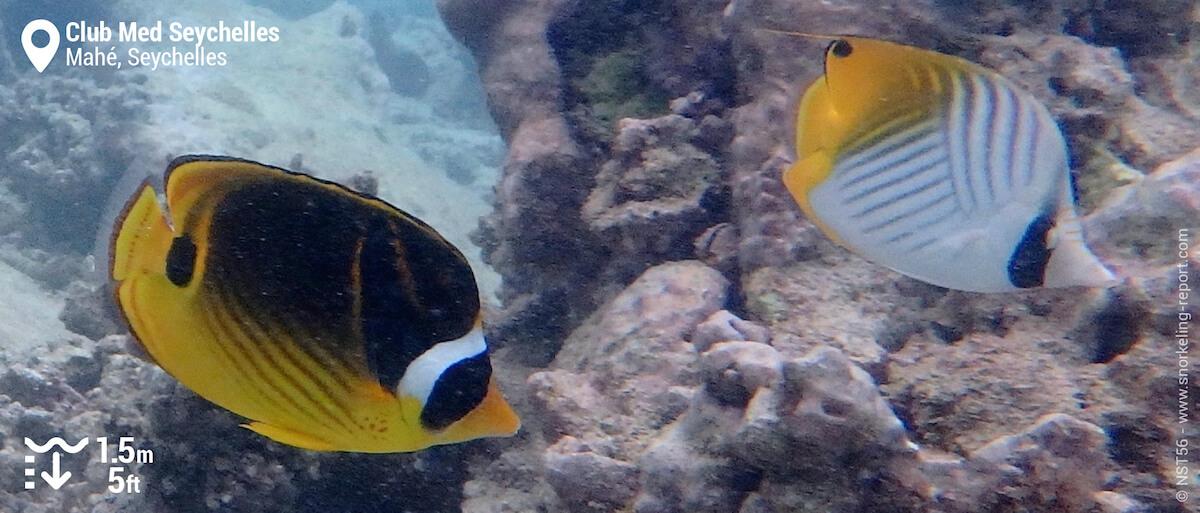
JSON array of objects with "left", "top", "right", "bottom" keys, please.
[
  {"left": 783, "top": 35, "right": 1116, "bottom": 292},
  {"left": 110, "top": 155, "right": 519, "bottom": 452}
]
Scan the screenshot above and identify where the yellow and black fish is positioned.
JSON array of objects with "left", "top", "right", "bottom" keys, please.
[
  {"left": 110, "top": 155, "right": 519, "bottom": 452},
  {"left": 784, "top": 35, "right": 1116, "bottom": 292}
]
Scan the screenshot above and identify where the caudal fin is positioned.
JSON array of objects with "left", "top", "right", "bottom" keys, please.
[
  {"left": 110, "top": 182, "right": 173, "bottom": 282},
  {"left": 1043, "top": 219, "right": 1117, "bottom": 289}
]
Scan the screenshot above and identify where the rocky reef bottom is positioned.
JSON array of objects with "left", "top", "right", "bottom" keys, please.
[
  {"left": 460, "top": 259, "right": 1179, "bottom": 513},
  {"left": 3, "top": 247, "right": 1184, "bottom": 513}
]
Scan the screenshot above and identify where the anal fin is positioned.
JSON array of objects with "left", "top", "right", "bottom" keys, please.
[{"left": 242, "top": 422, "right": 338, "bottom": 452}]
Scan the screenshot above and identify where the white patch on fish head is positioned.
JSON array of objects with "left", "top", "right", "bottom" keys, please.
[{"left": 395, "top": 326, "right": 488, "bottom": 407}]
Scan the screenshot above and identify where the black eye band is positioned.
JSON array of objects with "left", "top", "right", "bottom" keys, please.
[{"left": 420, "top": 351, "right": 491, "bottom": 431}]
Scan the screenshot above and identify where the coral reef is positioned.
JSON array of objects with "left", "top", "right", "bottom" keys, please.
[
  {"left": 438, "top": 0, "right": 1198, "bottom": 511},
  {"left": 447, "top": 0, "right": 737, "bottom": 364},
  {"left": 0, "top": 332, "right": 479, "bottom": 513},
  {"left": 0, "top": 73, "right": 146, "bottom": 280},
  {"left": 2, "top": 0, "right": 1195, "bottom": 510},
  {"left": 581, "top": 114, "right": 732, "bottom": 291},
  {"left": 457, "top": 261, "right": 1149, "bottom": 512}
]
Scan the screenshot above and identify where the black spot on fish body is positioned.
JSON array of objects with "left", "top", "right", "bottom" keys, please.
[
  {"left": 1007, "top": 212, "right": 1054, "bottom": 288},
  {"left": 829, "top": 39, "right": 854, "bottom": 58},
  {"left": 166, "top": 236, "right": 197, "bottom": 287},
  {"left": 420, "top": 351, "right": 490, "bottom": 431}
]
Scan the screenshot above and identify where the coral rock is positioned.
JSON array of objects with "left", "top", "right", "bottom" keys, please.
[
  {"left": 544, "top": 436, "right": 640, "bottom": 513},
  {"left": 700, "top": 341, "right": 781, "bottom": 407},
  {"left": 552, "top": 261, "right": 729, "bottom": 377},
  {"left": 1085, "top": 146, "right": 1200, "bottom": 267},
  {"left": 733, "top": 346, "right": 913, "bottom": 472},
  {"left": 691, "top": 310, "right": 770, "bottom": 353},
  {"left": 582, "top": 115, "right": 727, "bottom": 284}
]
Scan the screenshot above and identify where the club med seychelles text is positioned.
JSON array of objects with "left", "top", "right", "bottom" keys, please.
[{"left": 63, "top": 20, "right": 280, "bottom": 70}]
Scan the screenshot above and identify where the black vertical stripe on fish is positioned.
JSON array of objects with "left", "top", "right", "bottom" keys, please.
[
  {"left": 985, "top": 75, "right": 1010, "bottom": 206},
  {"left": 360, "top": 217, "right": 427, "bottom": 391},
  {"left": 359, "top": 214, "right": 481, "bottom": 392},
  {"left": 973, "top": 73, "right": 997, "bottom": 207},
  {"left": 967, "top": 72, "right": 1001, "bottom": 210},
  {"left": 1007, "top": 211, "right": 1055, "bottom": 288},
  {"left": 388, "top": 208, "right": 480, "bottom": 343},
  {"left": 838, "top": 126, "right": 942, "bottom": 193},
  {"left": 1009, "top": 87, "right": 1034, "bottom": 190},
  {"left": 947, "top": 70, "right": 975, "bottom": 214},
  {"left": 999, "top": 85, "right": 1021, "bottom": 195},
  {"left": 166, "top": 235, "right": 197, "bottom": 287},
  {"left": 1026, "top": 104, "right": 1043, "bottom": 187},
  {"left": 420, "top": 351, "right": 491, "bottom": 431}
]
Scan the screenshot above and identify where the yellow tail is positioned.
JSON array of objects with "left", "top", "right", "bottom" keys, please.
[{"left": 110, "top": 182, "right": 173, "bottom": 282}]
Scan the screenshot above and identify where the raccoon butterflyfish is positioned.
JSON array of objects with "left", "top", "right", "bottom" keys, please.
[
  {"left": 782, "top": 35, "right": 1116, "bottom": 292},
  {"left": 110, "top": 155, "right": 519, "bottom": 452}
]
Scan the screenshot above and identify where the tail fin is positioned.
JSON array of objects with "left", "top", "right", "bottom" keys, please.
[
  {"left": 1043, "top": 217, "right": 1117, "bottom": 289},
  {"left": 110, "top": 182, "right": 173, "bottom": 282}
]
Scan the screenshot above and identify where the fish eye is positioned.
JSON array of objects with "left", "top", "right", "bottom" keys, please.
[
  {"left": 829, "top": 39, "right": 853, "bottom": 58},
  {"left": 165, "top": 235, "right": 197, "bottom": 287}
]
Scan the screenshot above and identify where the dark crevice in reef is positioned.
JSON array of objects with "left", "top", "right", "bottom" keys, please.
[
  {"left": 549, "top": 0, "right": 673, "bottom": 148},
  {"left": 1075, "top": 290, "right": 1146, "bottom": 364},
  {"left": 933, "top": 0, "right": 1194, "bottom": 59},
  {"left": 470, "top": 0, "right": 741, "bottom": 367},
  {"left": 295, "top": 448, "right": 466, "bottom": 513},
  {"left": 548, "top": 0, "right": 737, "bottom": 149},
  {"left": 1065, "top": 1, "right": 1194, "bottom": 59}
]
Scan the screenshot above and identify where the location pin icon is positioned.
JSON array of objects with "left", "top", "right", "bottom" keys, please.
[{"left": 22, "top": 20, "right": 60, "bottom": 73}]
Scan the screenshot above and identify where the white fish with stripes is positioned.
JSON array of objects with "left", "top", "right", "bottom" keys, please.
[{"left": 783, "top": 35, "right": 1115, "bottom": 292}]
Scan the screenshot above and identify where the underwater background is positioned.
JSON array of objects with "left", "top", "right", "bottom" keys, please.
[{"left": 0, "top": 0, "right": 1197, "bottom": 512}]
